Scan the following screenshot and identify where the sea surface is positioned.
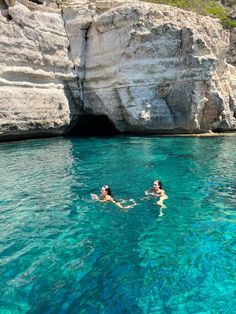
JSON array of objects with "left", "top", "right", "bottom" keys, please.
[{"left": 0, "top": 135, "right": 235, "bottom": 313}]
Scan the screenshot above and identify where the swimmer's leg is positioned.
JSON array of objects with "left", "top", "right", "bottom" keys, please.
[
  {"left": 124, "top": 204, "right": 135, "bottom": 209},
  {"left": 119, "top": 199, "right": 138, "bottom": 210},
  {"left": 120, "top": 204, "right": 136, "bottom": 212},
  {"left": 159, "top": 207, "right": 163, "bottom": 217},
  {"left": 157, "top": 197, "right": 167, "bottom": 209},
  {"left": 157, "top": 197, "right": 167, "bottom": 216},
  {"left": 115, "top": 202, "right": 135, "bottom": 211}
]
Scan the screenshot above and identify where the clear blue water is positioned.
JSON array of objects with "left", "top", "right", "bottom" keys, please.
[{"left": 0, "top": 135, "right": 235, "bottom": 314}]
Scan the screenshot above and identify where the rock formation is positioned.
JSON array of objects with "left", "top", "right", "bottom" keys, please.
[
  {"left": 0, "top": 0, "right": 236, "bottom": 140},
  {"left": 228, "top": 28, "right": 236, "bottom": 67},
  {"left": 0, "top": 0, "right": 79, "bottom": 140}
]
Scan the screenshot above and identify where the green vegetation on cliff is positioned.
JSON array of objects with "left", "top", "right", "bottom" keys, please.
[{"left": 143, "top": 0, "right": 236, "bottom": 28}]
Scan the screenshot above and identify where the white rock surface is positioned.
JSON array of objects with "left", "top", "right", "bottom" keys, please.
[
  {"left": 79, "top": 1, "right": 236, "bottom": 132},
  {"left": 0, "top": 0, "right": 236, "bottom": 139},
  {"left": 0, "top": 2, "right": 78, "bottom": 139}
]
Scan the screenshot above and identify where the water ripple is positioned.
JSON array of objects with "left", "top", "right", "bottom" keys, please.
[{"left": 0, "top": 136, "right": 235, "bottom": 313}]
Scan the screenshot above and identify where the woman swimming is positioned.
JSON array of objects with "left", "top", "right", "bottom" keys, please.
[
  {"left": 91, "top": 185, "right": 136, "bottom": 210},
  {"left": 145, "top": 180, "right": 168, "bottom": 216}
]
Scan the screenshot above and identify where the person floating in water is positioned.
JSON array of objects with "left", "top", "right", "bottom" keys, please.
[
  {"left": 145, "top": 180, "right": 168, "bottom": 216},
  {"left": 91, "top": 185, "right": 136, "bottom": 210}
]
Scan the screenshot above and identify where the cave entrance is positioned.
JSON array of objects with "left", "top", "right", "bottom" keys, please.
[{"left": 69, "top": 114, "right": 120, "bottom": 136}]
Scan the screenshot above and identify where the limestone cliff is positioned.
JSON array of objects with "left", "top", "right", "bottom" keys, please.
[
  {"left": 228, "top": 28, "right": 236, "bottom": 67},
  {"left": 0, "top": 0, "right": 78, "bottom": 140},
  {"left": 0, "top": 0, "right": 236, "bottom": 139}
]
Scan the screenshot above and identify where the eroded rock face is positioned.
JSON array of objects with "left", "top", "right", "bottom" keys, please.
[
  {"left": 79, "top": 1, "right": 236, "bottom": 133},
  {"left": 0, "top": 0, "right": 236, "bottom": 139},
  {"left": 0, "top": 2, "right": 79, "bottom": 140},
  {"left": 227, "top": 28, "right": 236, "bottom": 67}
]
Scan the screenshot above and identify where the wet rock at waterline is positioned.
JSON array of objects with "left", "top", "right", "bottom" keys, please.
[{"left": 0, "top": 0, "right": 236, "bottom": 139}]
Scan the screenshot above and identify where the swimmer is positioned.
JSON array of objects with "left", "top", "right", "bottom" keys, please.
[
  {"left": 145, "top": 180, "right": 168, "bottom": 216},
  {"left": 91, "top": 185, "right": 136, "bottom": 210}
]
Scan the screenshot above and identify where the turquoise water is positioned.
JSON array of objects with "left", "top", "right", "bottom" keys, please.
[{"left": 0, "top": 135, "right": 235, "bottom": 313}]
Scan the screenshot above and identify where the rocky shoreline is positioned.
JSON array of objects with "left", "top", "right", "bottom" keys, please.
[{"left": 0, "top": 0, "right": 236, "bottom": 141}]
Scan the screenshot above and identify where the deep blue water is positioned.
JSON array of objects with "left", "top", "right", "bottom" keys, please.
[{"left": 0, "top": 135, "right": 235, "bottom": 313}]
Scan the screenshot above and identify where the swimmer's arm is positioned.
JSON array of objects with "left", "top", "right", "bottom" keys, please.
[
  {"left": 109, "top": 196, "right": 133, "bottom": 209},
  {"left": 112, "top": 199, "right": 136, "bottom": 210},
  {"left": 92, "top": 195, "right": 109, "bottom": 202},
  {"left": 98, "top": 195, "right": 112, "bottom": 203},
  {"left": 90, "top": 193, "right": 99, "bottom": 200},
  {"left": 110, "top": 198, "right": 124, "bottom": 208},
  {"left": 95, "top": 195, "right": 122, "bottom": 207},
  {"left": 99, "top": 195, "right": 120, "bottom": 206}
]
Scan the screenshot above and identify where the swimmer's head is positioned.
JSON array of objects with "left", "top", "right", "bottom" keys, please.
[
  {"left": 153, "top": 180, "right": 162, "bottom": 190},
  {"left": 101, "top": 185, "right": 112, "bottom": 196}
]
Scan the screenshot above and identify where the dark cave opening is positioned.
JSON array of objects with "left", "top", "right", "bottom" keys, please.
[{"left": 69, "top": 114, "right": 120, "bottom": 136}]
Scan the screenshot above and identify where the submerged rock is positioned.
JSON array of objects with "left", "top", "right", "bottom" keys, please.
[{"left": 0, "top": 0, "right": 236, "bottom": 139}]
